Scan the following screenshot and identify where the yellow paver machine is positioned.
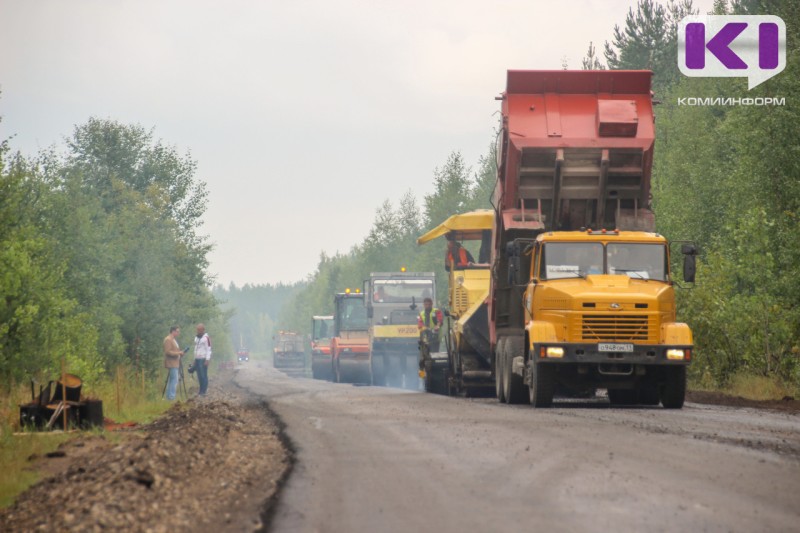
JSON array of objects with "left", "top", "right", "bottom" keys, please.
[{"left": 417, "top": 209, "right": 494, "bottom": 396}]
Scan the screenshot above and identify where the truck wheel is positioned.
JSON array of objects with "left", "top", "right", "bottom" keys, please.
[
  {"left": 528, "top": 360, "right": 555, "bottom": 408},
  {"left": 495, "top": 338, "right": 506, "bottom": 403},
  {"left": 505, "top": 337, "right": 527, "bottom": 404},
  {"left": 661, "top": 366, "right": 686, "bottom": 409},
  {"left": 608, "top": 389, "right": 637, "bottom": 405}
]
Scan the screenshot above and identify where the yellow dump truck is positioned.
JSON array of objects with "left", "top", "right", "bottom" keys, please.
[
  {"left": 489, "top": 70, "right": 697, "bottom": 408},
  {"left": 417, "top": 210, "right": 494, "bottom": 395}
]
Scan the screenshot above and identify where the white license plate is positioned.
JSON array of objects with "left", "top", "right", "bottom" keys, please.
[{"left": 598, "top": 343, "right": 634, "bottom": 352}]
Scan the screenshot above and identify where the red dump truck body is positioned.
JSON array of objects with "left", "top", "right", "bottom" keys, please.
[
  {"left": 495, "top": 70, "right": 655, "bottom": 235},
  {"left": 490, "top": 70, "right": 657, "bottom": 347}
]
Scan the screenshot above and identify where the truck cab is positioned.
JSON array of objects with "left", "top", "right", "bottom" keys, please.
[
  {"left": 273, "top": 331, "right": 306, "bottom": 377},
  {"left": 503, "top": 229, "right": 694, "bottom": 407}
]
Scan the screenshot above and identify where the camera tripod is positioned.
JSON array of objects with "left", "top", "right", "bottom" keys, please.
[{"left": 162, "top": 355, "right": 189, "bottom": 401}]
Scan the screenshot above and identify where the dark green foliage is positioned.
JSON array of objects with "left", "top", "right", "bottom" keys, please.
[
  {"left": 602, "top": 0, "right": 696, "bottom": 92},
  {"left": 650, "top": 0, "right": 800, "bottom": 388},
  {"left": 0, "top": 117, "right": 221, "bottom": 386}
]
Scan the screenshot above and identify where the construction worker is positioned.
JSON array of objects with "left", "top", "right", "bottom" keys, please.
[
  {"left": 445, "top": 234, "right": 475, "bottom": 271},
  {"left": 418, "top": 297, "right": 443, "bottom": 369}
]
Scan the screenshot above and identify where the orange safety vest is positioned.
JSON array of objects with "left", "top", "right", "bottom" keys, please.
[{"left": 447, "top": 247, "right": 470, "bottom": 268}]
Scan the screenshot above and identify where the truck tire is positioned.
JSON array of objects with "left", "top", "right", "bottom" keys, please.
[
  {"left": 505, "top": 336, "right": 527, "bottom": 404},
  {"left": 495, "top": 338, "right": 506, "bottom": 403},
  {"left": 661, "top": 366, "right": 686, "bottom": 409},
  {"left": 528, "top": 359, "right": 555, "bottom": 408}
]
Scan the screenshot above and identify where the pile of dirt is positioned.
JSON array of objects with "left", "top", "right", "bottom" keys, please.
[
  {"left": 0, "top": 373, "right": 291, "bottom": 532},
  {"left": 687, "top": 390, "right": 799, "bottom": 414}
]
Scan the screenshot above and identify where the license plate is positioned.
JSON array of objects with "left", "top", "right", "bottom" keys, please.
[{"left": 598, "top": 343, "right": 634, "bottom": 352}]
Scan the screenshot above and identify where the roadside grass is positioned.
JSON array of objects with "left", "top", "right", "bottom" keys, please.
[
  {"left": 690, "top": 372, "right": 797, "bottom": 401},
  {"left": 724, "top": 374, "right": 797, "bottom": 401},
  {"left": 0, "top": 429, "right": 72, "bottom": 508},
  {"left": 0, "top": 366, "right": 176, "bottom": 509}
]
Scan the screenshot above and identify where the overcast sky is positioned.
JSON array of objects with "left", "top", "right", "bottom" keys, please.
[{"left": 0, "top": 0, "right": 714, "bottom": 286}]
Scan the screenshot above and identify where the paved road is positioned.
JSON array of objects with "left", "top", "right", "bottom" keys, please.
[{"left": 236, "top": 365, "right": 800, "bottom": 533}]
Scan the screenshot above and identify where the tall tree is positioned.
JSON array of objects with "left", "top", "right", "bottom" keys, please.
[
  {"left": 581, "top": 42, "right": 606, "bottom": 70},
  {"left": 604, "top": 0, "right": 696, "bottom": 92},
  {"left": 424, "top": 151, "right": 473, "bottom": 230}
]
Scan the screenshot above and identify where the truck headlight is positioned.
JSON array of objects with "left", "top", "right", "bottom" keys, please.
[
  {"left": 543, "top": 346, "right": 564, "bottom": 358},
  {"left": 666, "top": 349, "right": 685, "bottom": 360}
]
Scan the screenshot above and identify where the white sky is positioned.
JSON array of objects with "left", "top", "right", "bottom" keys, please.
[{"left": 0, "top": 0, "right": 714, "bottom": 286}]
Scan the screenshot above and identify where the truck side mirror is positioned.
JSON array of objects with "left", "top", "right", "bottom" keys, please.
[
  {"left": 683, "top": 254, "right": 696, "bottom": 283},
  {"left": 681, "top": 243, "right": 698, "bottom": 283}
]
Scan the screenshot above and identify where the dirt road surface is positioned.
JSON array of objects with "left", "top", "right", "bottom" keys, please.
[{"left": 237, "top": 365, "right": 800, "bottom": 533}]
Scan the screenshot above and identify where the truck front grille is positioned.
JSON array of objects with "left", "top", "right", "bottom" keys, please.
[{"left": 579, "top": 314, "right": 655, "bottom": 342}]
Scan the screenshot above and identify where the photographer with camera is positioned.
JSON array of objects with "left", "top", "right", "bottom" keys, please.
[
  {"left": 193, "top": 323, "right": 212, "bottom": 397},
  {"left": 163, "top": 325, "right": 187, "bottom": 401}
]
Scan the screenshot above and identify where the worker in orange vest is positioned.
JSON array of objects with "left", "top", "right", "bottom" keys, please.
[{"left": 445, "top": 234, "right": 475, "bottom": 271}]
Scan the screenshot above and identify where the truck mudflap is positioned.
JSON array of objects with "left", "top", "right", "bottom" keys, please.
[{"left": 530, "top": 343, "right": 693, "bottom": 365}]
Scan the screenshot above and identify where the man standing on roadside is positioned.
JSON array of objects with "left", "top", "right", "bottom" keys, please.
[
  {"left": 163, "top": 326, "right": 184, "bottom": 401},
  {"left": 193, "top": 323, "right": 212, "bottom": 396}
]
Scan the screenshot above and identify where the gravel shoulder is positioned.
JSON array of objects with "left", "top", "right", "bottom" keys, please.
[
  {"left": 686, "top": 389, "right": 799, "bottom": 413},
  {"left": 0, "top": 369, "right": 291, "bottom": 532}
]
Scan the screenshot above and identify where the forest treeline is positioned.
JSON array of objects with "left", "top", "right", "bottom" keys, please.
[
  {"left": 0, "top": 118, "right": 225, "bottom": 386},
  {"left": 227, "top": 0, "right": 799, "bottom": 391}
]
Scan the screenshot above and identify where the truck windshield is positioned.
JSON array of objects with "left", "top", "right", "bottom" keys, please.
[
  {"left": 313, "top": 318, "right": 333, "bottom": 340},
  {"left": 372, "top": 279, "right": 434, "bottom": 303},
  {"left": 338, "top": 299, "right": 369, "bottom": 331},
  {"left": 541, "top": 242, "right": 604, "bottom": 279},
  {"left": 541, "top": 242, "right": 667, "bottom": 281},
  {"left": 607, "top": 243, "right": 666, "bottom": 281}
]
